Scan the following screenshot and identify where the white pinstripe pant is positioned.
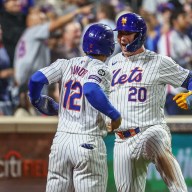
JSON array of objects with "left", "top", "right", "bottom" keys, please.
[
  {"left": 46, "top": 132, "right": 108, "bottom": 192},
  {"left": 114, "top": 124, "right": 187, "bottom": 192}
]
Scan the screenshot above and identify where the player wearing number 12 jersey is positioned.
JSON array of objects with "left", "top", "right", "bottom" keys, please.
[{"left": 28, "top": 23, "right": 121, "bottom": 192}]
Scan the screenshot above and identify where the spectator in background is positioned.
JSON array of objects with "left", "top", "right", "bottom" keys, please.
[
  {"left": 48, "top": 30, "right": 63, "bottom": 63},
  {"left": 184, "top": 1, "right": 192, "bottom": 41},
  {"left": 96, "top": 3, "right": 120, "bottom": 55},
  {"left": 0, "top": 0, "right": 26, "bottom": 68},
  {"left": 14, "top": 83, "right": 37, "bottom": 117},
  {"left": 20, "top": 0, "right": 34, "bottom": 15},
  {"left": 158, "top": 9, "right": 192, "bottom": 115},
  {"left": 157, "top": 2, "right": 174, "bottom": 34},
  {"left": 144, "top": 13, "right": 161, "bottom": 52},
  {"left": 158, "top": 9, "right": 192, "bottom": 69},
  {"left": 142, "top": 0, "right": 168, "bottom": 14},
  {"left": 95, "top": 3, "right": 121, "bottom": 56},
  {"left": 96, "top": 3, "right": 116, "bottom": 29},
  {"left": 0, "top": 24, "right": 13, "bottom": 115},
  {"left": 54, "top": 21, "right": 83, "bottom": 60},
  {"left": 0, "top": 0, "right": 34, "bottom": 14},
  {"left": 82, "top": 2, "right": 120, "bottom": 57},
  {"left": 14, "top": 5, "right": 92, "bottom": 87},
  {"left": 52, "top": 0, "right": 92, "bottom": 16},
  {"left": 45, "top": 10, "right": 63, "bottom": 63}
]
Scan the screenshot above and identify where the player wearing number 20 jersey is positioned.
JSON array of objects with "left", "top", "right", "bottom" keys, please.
[{"left": 108, "top": 13, "right": 188, "bottom": 192}]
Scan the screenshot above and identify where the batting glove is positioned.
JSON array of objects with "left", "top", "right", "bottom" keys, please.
[
  {"left": 29, "top": 95, "right": 59, "bottom": 116},
  {"left": 173, "top": 91, "right": 192, "bottom": 110}
]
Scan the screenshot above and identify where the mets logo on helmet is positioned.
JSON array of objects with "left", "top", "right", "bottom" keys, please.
[{"left": 121, "top": 17, "right": 127, "bottom": 26}]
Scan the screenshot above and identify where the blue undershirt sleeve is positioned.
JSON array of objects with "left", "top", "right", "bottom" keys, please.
[
  {"left": 83, "top": 82, "right": 121, "bottom": 120},
  {"left": 187, "top": 78, "right": 192, "bottom": 91},
  {"left": 28, "top": 71, "right": 49, "bottom": 100},
  {"left": 188, "top": 79, "right": 192, "bottom": 90},
  {"left": 181, "top": 71, "right": 192, "bottom": 90}
]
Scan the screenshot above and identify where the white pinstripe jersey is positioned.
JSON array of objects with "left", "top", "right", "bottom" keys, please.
[
  {"left": 108, "top": 50, "right": 189, "bottom": 131},
  {"left": 40, "top": 56, "right": 111, "bottom": 136}
]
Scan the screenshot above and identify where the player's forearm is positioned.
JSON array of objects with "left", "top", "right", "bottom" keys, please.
[
  {"left": 0, "top": 68, "right": 13, "bottom": 78},
  {"left": 49, "top": 5, "right": 92, "bottom": 32},
  {"left": 28, "top": 71, "right": 48, "bottom": 100},
  {"left": 49, "top": 12, "right": 76, "bottom": 32},
  {"left": 83, "top": 82, "right": 121, "bottom": 120}
]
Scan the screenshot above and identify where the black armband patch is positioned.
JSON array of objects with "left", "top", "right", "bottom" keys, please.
[{"left": 98, "top": 69, "right": 105, "bottom": 76}]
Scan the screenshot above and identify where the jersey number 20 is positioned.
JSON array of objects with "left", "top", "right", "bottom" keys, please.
[
  {"left": 128, "top": 87, "right": 147, "bottom": 102},
  {"left": 63, "top": 80, "right": 82, "bottom": 111}
]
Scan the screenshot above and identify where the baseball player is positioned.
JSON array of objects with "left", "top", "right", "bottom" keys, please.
[
  {"left": 28, "top": 23, "right": 121, "bottom": 192},
  {"left": 108, "top": 13, "right": 190, "bottom": 192}
]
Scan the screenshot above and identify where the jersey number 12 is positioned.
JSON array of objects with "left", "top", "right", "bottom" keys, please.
[{"left": 63, "top": 80, "right": 82, "bottom": 111}]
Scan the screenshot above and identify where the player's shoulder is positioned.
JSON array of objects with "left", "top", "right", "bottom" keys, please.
[
  {"left": 108, "top": 52, "right": 124, "bottom": 67},
  {"left": 145, "top": 50, "right": 175, "bottom": 63},
  {"left": 90, "top": 58, "right": 105, "bottom": 66},
  {"left": 87, "top": 58, "right": 110, "bottom": 77},
  {"left": 89, "top": 58, "right": 108, "bottom": 70},
  {"left": 157, "top": 53, "right": 176, "bottom": 64},
  {"left": 49, "top": 58, "right": 70, "bottom": 69},
  {"left": 144, "top": 49, "right": 159, "bottom": 58},
  {"left": 109, "top": 52, "right": 122, "bottom": 62},
  {"left": 53, "top": 58, "right": 69, "bottom": 64},
  {"left": 69, "top": 56, "right": 84, "bottom": 62},
  {"left": 53, "top": 56, "right": 84, "bottom": 65}
]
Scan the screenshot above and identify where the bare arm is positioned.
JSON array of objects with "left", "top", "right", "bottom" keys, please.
[
  {"left": 49, "top": 4, "right": 93, "bottom": 32},
  {"left": 0, "top": 68, "right": 13, "bottom": 79}
]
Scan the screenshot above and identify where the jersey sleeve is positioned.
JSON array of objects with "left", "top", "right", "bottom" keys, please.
[
  {"left": 30, "top": 23, "right": 50, "bottom": 40},
  {"left": 159, "top": 56, "right": 190, "bottom": 88},
  {"left": 85, "top": 62, "right": 111, "bottom": 91},
  {"left": 39, "top": 59, "right": 68, "bottom": 84}
]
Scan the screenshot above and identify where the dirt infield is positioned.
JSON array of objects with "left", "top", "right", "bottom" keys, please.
[{"left": 0, "top": 178, "right": 46, "bottom": 192}]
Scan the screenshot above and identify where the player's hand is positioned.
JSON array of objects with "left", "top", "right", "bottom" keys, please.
[
  {"left": 107, "top": 122, "right": 112, "bottom": 132},
  {"left": 76, "top": 4, "right": 93, "bottom": 15},
  {"left": 110, "top": 117, "right": 122, "bottom": 132},
  {"left": 29, "top": 95, "right": 59, "bottom": 116},
  {"left": 173, "top": 91, "right": 192, "bottom": 110}
]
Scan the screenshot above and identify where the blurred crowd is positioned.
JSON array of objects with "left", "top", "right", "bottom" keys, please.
[{"left": 0, "top": 0, "right": 192, "bottom": 117}]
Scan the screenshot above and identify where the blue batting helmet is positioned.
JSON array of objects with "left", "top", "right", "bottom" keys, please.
[
  {"left": 114, "top": 13, "right": 147, "bottom": 52},
  {"left": 83, "top": 23, "right": 115, "bottom": 57}
]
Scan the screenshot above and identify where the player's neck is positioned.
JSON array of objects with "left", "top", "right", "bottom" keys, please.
[
  {"left": 123, "top": 46, "right": 145, "bottom": 58},
  {"left": 88, "top": 55, "right": 107, "bottom": 62}
]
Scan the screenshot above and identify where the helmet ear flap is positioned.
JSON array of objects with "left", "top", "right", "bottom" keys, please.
[{"left": 126, "top": 32, "right": 144, "bottom": 52}]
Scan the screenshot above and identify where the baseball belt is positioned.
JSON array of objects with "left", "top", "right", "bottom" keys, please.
[{"left": 116, "top": 127, "right": 140, "bottom": 139}]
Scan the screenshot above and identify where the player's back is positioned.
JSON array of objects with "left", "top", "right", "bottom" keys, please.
[{"left": 55, "top": 56, "right": 110, "bottom": 136}]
